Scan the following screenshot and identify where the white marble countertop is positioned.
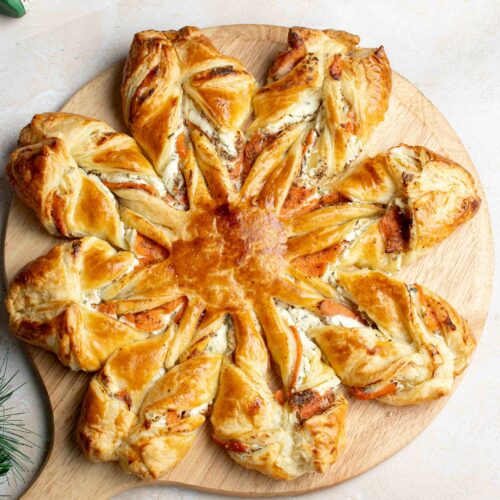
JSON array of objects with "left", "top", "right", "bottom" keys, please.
[{"left": 0, "top": 1, "right": 498, "bottom": 499}]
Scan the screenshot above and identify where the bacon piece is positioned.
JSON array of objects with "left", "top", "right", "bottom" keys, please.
[
  {"left": 416, "top": 285, "right": 455, "bottom": 333},
  {"left": 329, "top": 54, "right": 343, "bottom": 80},
  {"left": 242, "top": 131, "right": 277, "bottom": 180},
  {"left": 288, "top": 388, "right": 336, "bottom": 420},
  {"left": 212, "top": 437, "right": 249, "bottom": 453},
  {"left": 281, "top": 185, "right": 320, "bottom": 217},
  {"left": 121, "top": 297, "right": 187, "bottom": 332},
  {"left": 349, "top": 381, "right": 397, "bottom": 400},
  {"left": 121, "top": 310, "right": 163, "bottom": 332},
  {"left": 379, "top": 206, "right": 410, "bottom": 253},
  {"left": 95, "top": 303, "right": 117, "bottom": 316},
  {"left": 175, "top": 132, "right": 189, "bottom": 161},
  {"left": 129, "top": 65, "right": 159, "bottom": 122},
  {"left": 281, "top": 187, "right": 350, "bottom": 218},
  {"left": 291, "top": 245, "right": 342, "bottom": 277},
  {"left": 133, "top": 233, "right": 169, "bottom": 266},
  {"left": 227, "top": 143, "right": 245, "bottom": 184},
  {"left": 320, "top": 191, "right": 350, "bottom": 206},
  {"left": 317, "top": 299, "right": 363, "bottom": 322},
  {"left": 102, "top": 181, "right": 157, "bottom": 195},
  {"left": 302, "top": 129, "right": 318, "bottom": 156},
  {"left": 267, "top": 29, "right": 307, "bottom": 82}
]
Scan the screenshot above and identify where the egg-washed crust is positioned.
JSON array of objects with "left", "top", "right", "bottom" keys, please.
[
  {"left": 210, "top": 310, "right": 348, "bottom": 479},
  {"left": 5, "top": 26, "right": 480, "bottom": 481},
  {"left": 244, "top": 26, "right": 391, "bottom": 193},
  {"left": 283, "top": 144, "right": 480, "bottom": 276},
  {"left": 122, "top": 26, "right": 256, "bottom": 200},
  {"left": 7, "top": 113, "right": 183, "bottom": 258},
  {"left": 5, "top": 237, "right": 147, "bottom": 371},
  {"left": 311, "top": 269, "right": 476, "bottom": 405}
]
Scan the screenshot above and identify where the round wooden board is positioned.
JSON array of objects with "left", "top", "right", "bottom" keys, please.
[{"left": 3, "top": 25, "right": 493, "bottom": 500}]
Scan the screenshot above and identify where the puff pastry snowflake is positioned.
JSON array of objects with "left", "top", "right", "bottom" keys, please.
[{"left": 6, "top": 27, "right": 479, "bottom": 480}]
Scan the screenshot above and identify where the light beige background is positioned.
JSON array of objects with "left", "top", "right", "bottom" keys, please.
[{"left": 0, "top": 1, "right": 498, "bottom": 499}]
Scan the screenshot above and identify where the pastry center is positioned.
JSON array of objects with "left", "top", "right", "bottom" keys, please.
[{"left": 170, "top": 202, "right": 287, "bottom": 310}]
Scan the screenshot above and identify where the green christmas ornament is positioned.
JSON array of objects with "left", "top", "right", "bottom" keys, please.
[{"left": 0, "top": 0, "right": 32, "bottom": 18}]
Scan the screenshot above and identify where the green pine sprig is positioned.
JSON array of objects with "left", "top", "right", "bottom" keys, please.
[{"left": 0, "top": 349, "right": 38, "bottom": 487}]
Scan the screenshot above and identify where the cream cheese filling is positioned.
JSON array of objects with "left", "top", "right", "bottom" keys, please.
[
  {"left": 263, "top": 95, "right": 322, "bottom": 135},
  {"left": 81, "top": 259, "right": 138, "bottom": 307},
  {"left": 206, "top": 317, "right": 231, "bottom": 355},
  {"left": 184, "top": 100, "right": 239, "bottom": 164},
  {"left": 90, "top": 171, "right": 166, "bottom": 197},
  {"left": 344, "top": 135, "right": 362, "bottom": 165},
  {"left": 118, "top": 302, "right": 184, "bottom": 336}
]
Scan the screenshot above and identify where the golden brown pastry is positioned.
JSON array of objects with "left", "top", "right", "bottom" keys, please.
[
  {"left": 211, "top": 309, "right": 347, "bottom": 479},
  {"left": 7, "top": 112, "right": 183, "bottom": 258},
  {"left": 5, "top": 237, "right": 146, "bottom": 371},
  {"left": 5, "top": 25, "right": 481, "bottom": 482},
  {"left": 334, "top": 144, "right": 481, "bottom": 251},
  {"left": 69, "top": 189, "right": 350, "bottom": 479},
  {"left": 285, "top": 144, "right": 481, "bottom": 274},
  {"left": 243, "top": 26, "right": 391, "bottom": 204},
  {"left": 18, "top": 112, "right": 165, "bottom": 197},
  {"left": 7, "top": 138, "right": 130, "bottom": 248},
  {"left": 78, "top": 303, "right": 225, "bottom": 478},
  {"left": 122, "top": 27, "right": 256, "bottom": 205},
  {"left": 116, "top": 310, "right": 224, "bottom": 478},
  {"left": 311, "top": 269, "right": 476, "bottom": 404},
  {"left": 77, "top": 331, "right": 173, "bottom": 461}
]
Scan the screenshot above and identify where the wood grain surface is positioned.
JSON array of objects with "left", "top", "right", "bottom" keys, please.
[{"left": 3, "top": 25, "right": 493, "bottom": 499}]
